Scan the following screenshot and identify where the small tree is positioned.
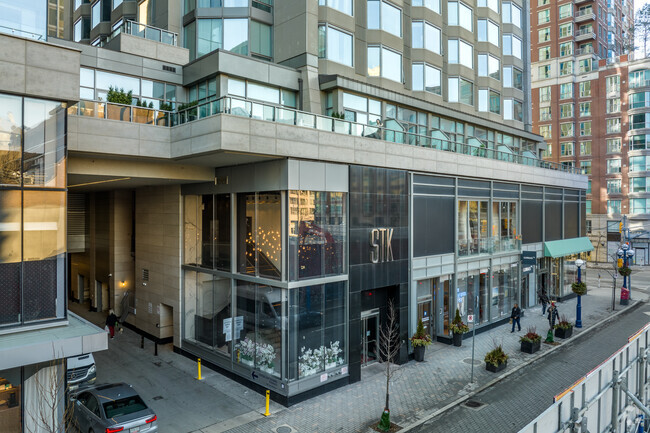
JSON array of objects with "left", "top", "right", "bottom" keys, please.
[
  {"left": 25, "top": 356, "right": 76, "bottom": 433},
  {"left": 106, "top": 86, "right": 133, "bottom": 105},
  {"left": 634, "top": 4, "right": 650, "bottom": 58},
  {"left": 377, "top": 299, "right": 402, "bottom": 432}
]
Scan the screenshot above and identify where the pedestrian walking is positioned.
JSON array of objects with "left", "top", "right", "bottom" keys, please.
[
  {"left": 106, "top": 309, "right": 118, "bottom": 339},
  {"left": 545, "top": 302, "right": 560, "bottom": 343},
  {"left": 510, "top": 303, "right": 521, "bottom": 333},
  {"left": 539, "top": 290, "right": 549, "bottom": 316}
]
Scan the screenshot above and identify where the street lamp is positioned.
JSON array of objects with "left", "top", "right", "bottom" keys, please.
[
  {"left": 575, "top": 259, "right": 584, "bottom": 328},
  {"left": 618, "top": 244, "right": 635, "bottom": 305},
  {"left": 627, "top": 249, "right": 635, "bottom": 301}
]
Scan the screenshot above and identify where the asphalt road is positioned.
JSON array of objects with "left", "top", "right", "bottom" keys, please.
[{"left": 412, "top": 301, "right": 650, "bottom": 433}]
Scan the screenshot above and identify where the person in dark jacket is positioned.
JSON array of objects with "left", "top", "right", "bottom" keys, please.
[
  {"left": 539, "top": 290, "right": 549, "bottom": 316},
  {"left": 510, "top": 303, "right": 522, "bottom": 333},
  {"left": 106, "top": 309, "right": 119, "bottom": 339},
  {"left": 547, "top": 302, "right": 559, "bottom": 329}
]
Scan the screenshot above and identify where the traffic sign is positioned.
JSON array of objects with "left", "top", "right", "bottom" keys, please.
[{"left": 468, "top": 314, "right": 474, "bottom": 323}]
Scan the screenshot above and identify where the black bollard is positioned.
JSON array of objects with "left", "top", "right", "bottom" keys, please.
[
  {"left": 154, "top": 342, "right": 158, "bottom": 356},
  {"left": 141, "top": 335, "right": 144, "bottom": 349}
]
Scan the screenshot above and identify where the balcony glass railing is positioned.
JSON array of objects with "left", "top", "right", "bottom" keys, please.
[
  {"left": 458, "top": 236, "right": 521, "bottom": 257},
  {"left": 67, "top": 100, "right": 173, "bottom": 126},
  {"left": 109, "top": 20, "right": 177, "bottom": 46},
  {"left": 68, "top": 97, "right": 582, "bottom": 174},
  {"left": 574, "top": 9, "right": 594, "bottom": 18},
  {"left": 631, "top": 80, "right": 650, "bottom": 89}
]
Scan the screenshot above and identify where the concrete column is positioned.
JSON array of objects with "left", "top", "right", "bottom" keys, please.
[{"left": 109, "top": 190, "right": 135, "bottom": 316}]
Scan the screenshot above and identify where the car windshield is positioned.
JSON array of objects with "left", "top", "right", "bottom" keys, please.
[{"left": 103, "top": 396, "right": 147, "bottom": 418}]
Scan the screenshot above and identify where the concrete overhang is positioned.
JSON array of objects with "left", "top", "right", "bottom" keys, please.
[
  {"left": 0, "top": 34, "right": 81, "bottom": 104},
  {"left": 319, "top": 74, "right": 545, "bottom": 144},
  {"left": 182, "top": 49, "right": 301, "bottom": 90},
  {"left": 0, "top": 312, "right": 107, "bottom": 370}
]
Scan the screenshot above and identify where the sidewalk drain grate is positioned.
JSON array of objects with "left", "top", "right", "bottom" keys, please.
[
  {"left": 273, "top": 426, "right": 296, "bottom": 433},
  {"left": 462, "top": 358, "right": 482, "bottom": 365},
  {"left": 152, "top": 396, "right": 163, "bottom": 401},
  {"left": 463, "top": 400, "right": 485, "bottom": 410}
]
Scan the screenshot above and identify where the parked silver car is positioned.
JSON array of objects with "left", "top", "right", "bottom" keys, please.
[{"left": 70, "top": 383, "right": 158, "bottom": 433}]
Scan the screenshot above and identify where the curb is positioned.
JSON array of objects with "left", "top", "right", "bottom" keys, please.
[{"left": 399, "top": 299, "right": 645, "bottom": 433}]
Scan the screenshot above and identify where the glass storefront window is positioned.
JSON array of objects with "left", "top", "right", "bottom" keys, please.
[
  {"left": 289, "top": 282, "right": 346, "bottom": 380},
  {"left": 235, "top": 282, "right": 284, "bottom": 378},
  {"left": 183, "top": 194, "right": 231, "bottom": 271},
  {"left": 0, "top": 191, "right": 21, "bottom": 326},
  {"left": 0, "top": 368, "right": 21, "bottom": 432},
  {"left": 458, "top": 200, "right": 489, "bottom": 255},
  {"left": 236, "top": 192, "right": 282, "bottom": 279},
  {"left": 288, "top": 191, "right": 347, "bottom": 281},
  {"left": 23, "top": 99, "right": 65, "bottom": 188},
  {"left": 490, "top": 264, "right": 518, "bottom": 320},
  {"left": 23, "top": 191, "right": 66, "bottom": 322},
  {"left": 0, "top": 94, "right": 22, "bottom": 186}
]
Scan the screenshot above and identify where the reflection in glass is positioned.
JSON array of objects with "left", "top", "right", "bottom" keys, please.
[
  {"left": 224, "top": 19, "right": 248, "bottom": 55},
  {"left": 184, "top": 194, "right": 231, "bottom": 271},
  {"left": 0, "top": 367, "right": 21, "bottom": 432},
  {"left": 289, "top": 191, "right": 347, "bottom": 281},
  {"left": 0, "top": 94, "right": 22, "bottom": 185},
  {"left": 0, "top": 191, "right": 21, "bottom": 326},
  {"left": 0, "top": 0, "right": 47, "bottom": 39},
  {"left": 235, "top": 282, "right": 283, "bottom": 377},
  {"left": 23, "top": 191, "right": 65, "bottom": 322},
  {"left": 23, "top": 99, "right": 65, "bottom": 188},
  {"left": 289, "top": 282, "right": 346, "bottom": 380}
]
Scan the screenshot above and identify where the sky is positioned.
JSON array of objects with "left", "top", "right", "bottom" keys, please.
[{"left": 637, "top": 0, "right": 650, "bottom": 14}]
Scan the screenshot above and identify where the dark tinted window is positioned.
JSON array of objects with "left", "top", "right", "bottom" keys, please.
[
  {"left": 103, "top": 396, "right": 147, "bottom": 418},
  {"left": 84, "top": 394, "right": 101, "bottom": 417}
]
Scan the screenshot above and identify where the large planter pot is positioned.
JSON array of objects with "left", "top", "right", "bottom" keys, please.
[
  {"left": 520, "top": 340, "right": 541, "bottom": 354},
  {"left": 414, "top": 345, "right": 426, "bottom": 362},
  {"left": 554, "top": 326, "right": 573, "bottom": 339},
  {"left": 485, "top": 360, "right": 507, "bottom": 373},
  {"left": 452, "top": 332, "right": 463, "bottom": 347}
]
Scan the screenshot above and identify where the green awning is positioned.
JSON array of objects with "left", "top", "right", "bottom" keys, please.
[{"left": 544, "top": 237, "right": 594, "bottom": 258}]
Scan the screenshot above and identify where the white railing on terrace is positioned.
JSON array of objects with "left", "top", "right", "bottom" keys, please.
[
  {"left": 67, "top": 97, "right": 582, "bottom": 174},
  {"left": 458, "top": 236, "right": 521, "bottom": 257},
  {"left": 109, "top": 20, "right": 177, "bottom": 46},
  {"left": 0, "top": 25, "right": 45, "bottom": 41}
]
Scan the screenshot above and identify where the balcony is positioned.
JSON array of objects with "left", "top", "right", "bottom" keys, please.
[
  {"left": 575, "top": 29, "right": 596, "bottom": 41},
  {"left": 574, "top": 10, "right": 596, "bottom": 22},
  {"left": 630, "top": 79, "right": 650, "bottom": 89},
  {"left": 108, "top": 20, "right": 177, "bottom": 46},
  {"left": 68, "top": 97, "right": 582, "bottom": 174},
  {"left": 575, "top": 46, "right": 594, "bottom": 56},
  {"left": 574, "top": 0, "right": 593, "bottom": 4},
  {"left": 458, "top": 236, "right": 521, "bottom": 257}
]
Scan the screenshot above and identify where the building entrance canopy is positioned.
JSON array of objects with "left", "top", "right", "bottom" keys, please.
[{"left": 543, "top": 237, "right": 594, "bottom": 258}]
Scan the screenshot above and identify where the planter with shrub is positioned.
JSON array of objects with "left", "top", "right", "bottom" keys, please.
[
  {"left": 554, "top": 315, "right": 574, "bottom": 339},
  {"left": 484, "top": 345, "right": 508, "bottom": 373},
  {"left": 450, "top": 309, "right": 469, "bottom": 347},
  {"left": 410, "top": 319, "right": 432, "bottom": 362},
  {"left": 520, "top": 327, "right": 542, "bottom": 354}
]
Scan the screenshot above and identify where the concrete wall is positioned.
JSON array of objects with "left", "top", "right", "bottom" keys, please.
[
  {"left": 134, "top": 185, "right": 182, "bottom": 342},
  {"left": 0, "top": 34, "right": 80, "bottom": 103},
  {"left": 104, "top": 33, "right": 190, "bottom": 65},
  {"left": 109, "top": 190, "right": 135, "bottom": 315}
]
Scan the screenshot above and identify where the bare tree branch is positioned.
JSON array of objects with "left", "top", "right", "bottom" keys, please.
[{"left": 379, "top": 299, "right": 402, "bottom": 413}]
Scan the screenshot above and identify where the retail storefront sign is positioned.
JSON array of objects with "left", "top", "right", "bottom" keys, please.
[{"left": 369, "top": 228, "right": 394, "bottom": 263}]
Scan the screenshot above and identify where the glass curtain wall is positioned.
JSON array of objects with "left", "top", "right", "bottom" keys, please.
[
  {"left": 0, "top": 94, "right": 66, "bottom": 328},
  {"left": 458, "top": 200, "right": 488, "bottom": 255},
  {"left": 491, "top": 201, "right": 517, "bottom": 251},
  {"left": 490, "top": 263, "right": 518, "bottom": 319}
]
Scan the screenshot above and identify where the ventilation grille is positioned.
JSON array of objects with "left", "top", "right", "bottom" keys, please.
[
  {"left": 162, "top": 65, "right": 176, "bottom": 72},
  {"left": 142, "top": 268, "right": 149, "bottom": 282},
  {"left": 67, "top": 194, "right": 86, "bottom": 236}
]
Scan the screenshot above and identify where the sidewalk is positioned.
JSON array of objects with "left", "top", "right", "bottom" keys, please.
[
  {"left": 219, "top": 269, "right": 650, "bottom": 433},
  {"left": 69, "top": 268, "right": 650, "bottom": 433}
]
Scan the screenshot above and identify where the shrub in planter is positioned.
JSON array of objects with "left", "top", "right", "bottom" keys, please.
[
  {"left": 411, "top": 319, "right": 432, "bottom": 362},
  {"left": 484, "top": 345, "right": 508, "bottom": 373},
  {"left": 520, "top": 327, "right": 542, "bottom": 354},
  {"left": 450, "top": 309, "right": 469, "bottom": 347},
  {"left": 571, "top": 281, "right": 587, "bottom": 296},
  {"left": 554, "top": 314, "right": 573, "bottom": 339},
  {"left": 106, "top": 86, "right": 133, "bottom": 105},
  {"left": 618, "top": 266, "right": 632, "bottom": 277}
]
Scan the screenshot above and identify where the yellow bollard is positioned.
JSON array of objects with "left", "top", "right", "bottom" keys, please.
[
  {"left": 197, "top": 358, "right": 203, "bottom": 381},
  {"left": 264, "top": 390, "right": 270, "bottom": 416}
]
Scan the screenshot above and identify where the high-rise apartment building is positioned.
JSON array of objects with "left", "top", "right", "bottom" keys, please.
[
  {"left": 2, "top": 0, "right": 590, "bottom": 415},
  {"left": 530, "top": 0, "right": 637, "bottom": 263}
]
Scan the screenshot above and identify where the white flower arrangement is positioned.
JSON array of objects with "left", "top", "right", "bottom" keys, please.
[
  {"left": 236, "top": 337, "right": 256, "bottom": 361},
  {"left": 299, "top": 341, "right": 344, "bottom": 378},
  {"left": 255, "top": 341, "right": 276, "bottom": 368}
]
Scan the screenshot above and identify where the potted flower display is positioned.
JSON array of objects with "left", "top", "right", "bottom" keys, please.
[
  {"left": 325, "top": 341, "right": 343, "bottom": 370},
  {"left": 450, "top": 309, "right": 469, "bottom": 347},
  {"left": 484, "top": 344, "right": 508, "bottom": 373},
  {"left": 554, "top": 314, "right": 574, "bottom": 339},
  {"left": 255, "top": 341, "right": 276, "bottom": 375},
  {"left": 619, "top": 266, "right": 632, "bottom": 277},
  {"left": 520, "top": 327, "right": 542, "bottom": 354},
  {"left": 236, "top": 337, "right": 256, "bottom": 366},
  {"left": 571, "top": 281, "right": 587, "bottom": 296},
  {"left": 410, "top": 319, "right": 433, "bottom": 362}
]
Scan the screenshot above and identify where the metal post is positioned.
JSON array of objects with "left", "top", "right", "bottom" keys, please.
[
  {"left": 470, "top": 295, "right": 478, "bottom": 384},
  {"left": 141, "top": 335, "right": 144, "bottom": 349},
  {"left": 576, "top": 263, "right": 583, "bottom": 328},
  {"left": 612, "top": 370, "right": 619, "bottom": 433},
  {"left": 640, "top": 348, "right": 646, "bottom": 403},
  {"left": 154, "top": 342, "right": 158, "bottom": 356}
]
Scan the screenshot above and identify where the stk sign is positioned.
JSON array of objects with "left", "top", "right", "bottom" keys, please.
[{"left": 370, "top": 228, "right": 394, "bottom": 263}]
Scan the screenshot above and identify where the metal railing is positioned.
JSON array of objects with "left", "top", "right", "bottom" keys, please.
[
  {"left": 68, "top": 97, "right": 582, "bottom": 174},
  {"left": 630, "top": 80, "right": 650, "bottom": 89},
  {"left": 574, "top": 9, "right": 595, "bottom": 18},
  {"left": 109, "top": 20, "right": 178, "bottom": 46},
  {"left": 521, "top": 322, "right": 650, "bottom": 433},
  {"left": 575, "top": 46, "right": 594, "bottom": 55},
  {"left": 0, "top": 25, "right": 45, "bottom": 41},
  {"left": 67, "top": 100, "right": 173, "bottom": 126},
  {"left": 458, "top": 236, "right": 521, "bottom": 257},
  {"left": 575, "top": 29, "right": 596, "bottom": 37}
]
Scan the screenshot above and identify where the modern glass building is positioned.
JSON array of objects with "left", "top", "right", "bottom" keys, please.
[{"left": 0, "top": 0, "right": 591, "bottom": 411}]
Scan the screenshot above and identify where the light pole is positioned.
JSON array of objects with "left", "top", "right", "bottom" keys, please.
[
  {"left": 627, "top": 248, "right": 635, "bottom": 301},
  {"left": 618, "top": 244, "right": 634, "bottom": 305},
  {"left": 575, "top": 259, "right": 584, "bottom": 328}
]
